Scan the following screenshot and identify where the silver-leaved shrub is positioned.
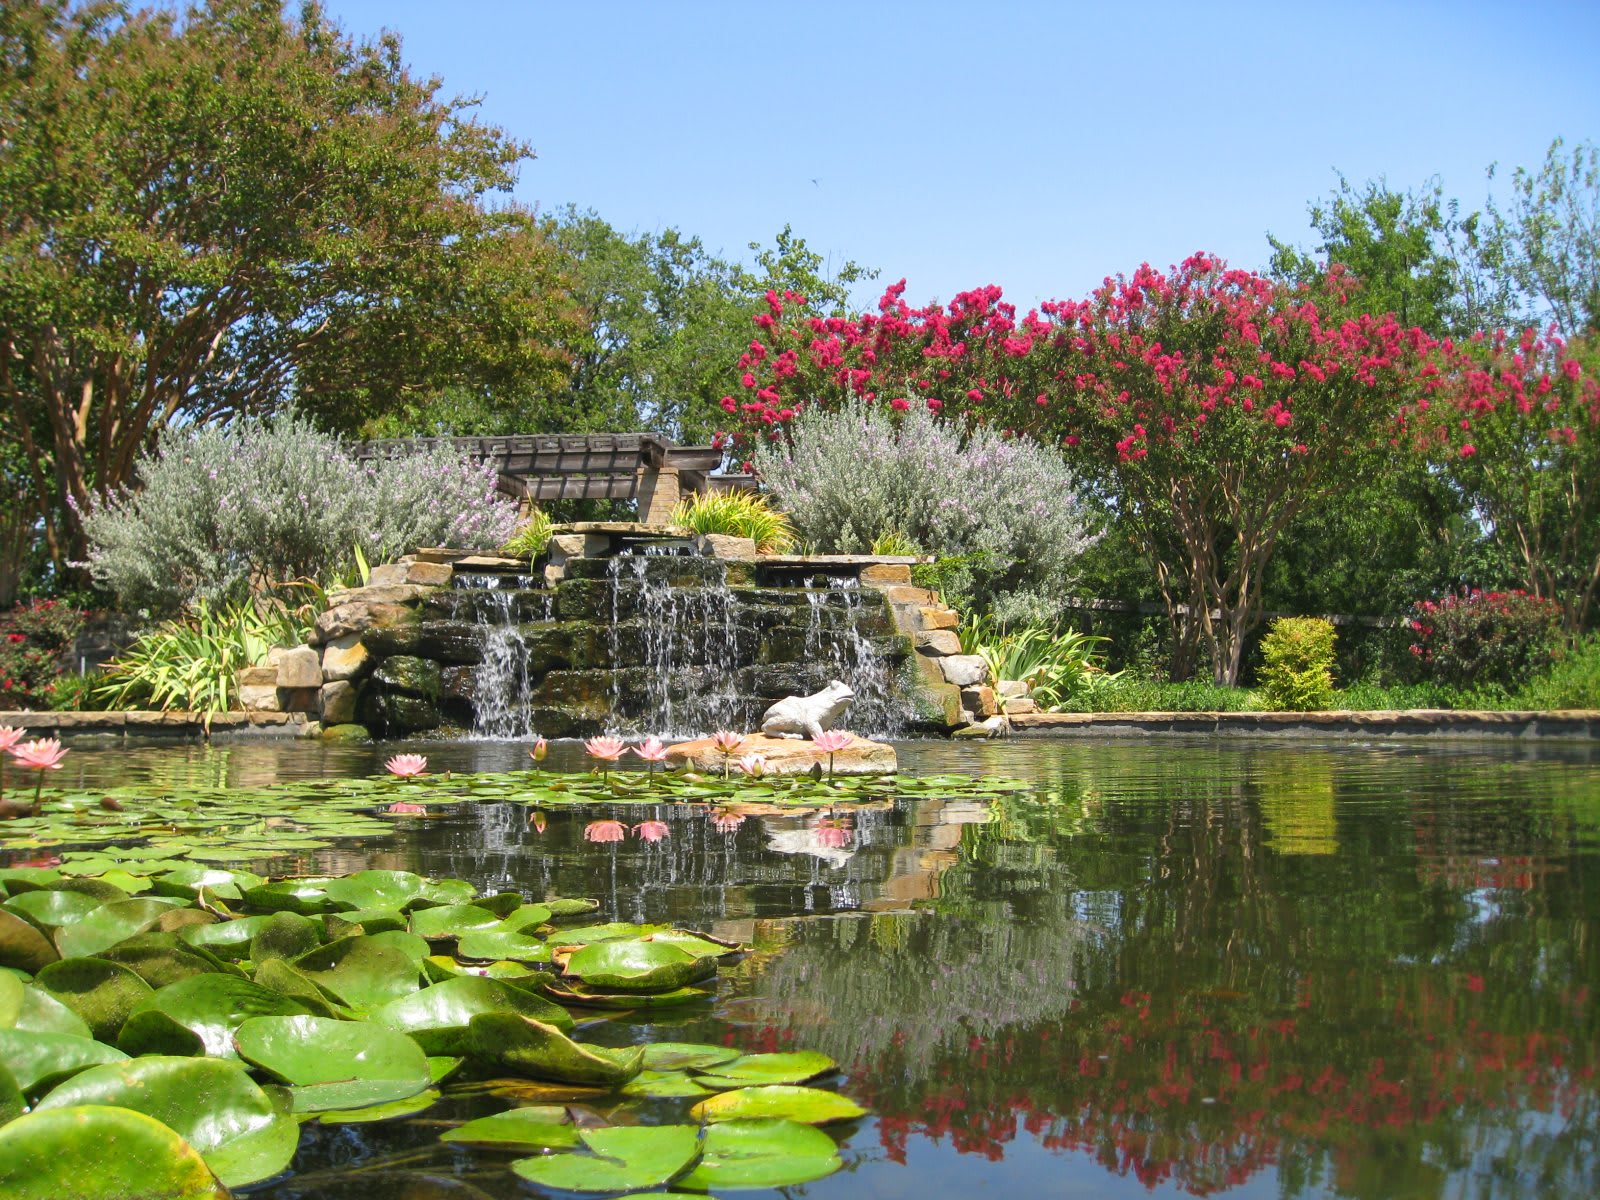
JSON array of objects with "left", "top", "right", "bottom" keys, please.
[
  {"left": 754, "top": 399, "right": 1100, "bottom": 624},
  {"left": 85, "top": 413, "right": 517, "bottom": 614}
]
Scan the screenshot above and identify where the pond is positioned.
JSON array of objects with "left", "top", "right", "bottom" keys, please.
[{"left": 8, "top": 735, "right": 1599, "bottom": 1199}]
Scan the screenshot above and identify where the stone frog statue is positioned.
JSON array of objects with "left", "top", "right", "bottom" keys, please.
[{"left": 760, "top": 680, "right": 855, "bottom": 740}]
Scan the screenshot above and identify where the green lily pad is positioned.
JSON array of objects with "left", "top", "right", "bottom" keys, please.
[
  {"left": 496, "top": 903, "right": 553, "bottom": 933},
  {"left": 0, "top": 910, "right": 60, "bottom": 973},
  {"left": 691, "top": 1051, "right": 837, "bottom": 1087},
  {"left": 0, "top": 1104, "right": 229, "bottom": 1199},
  {"left": 676, "top": 1117, "right": 841, "bottom": 1190},
  {"left": 439, "top": 1104, "right": 579, "bottom": 1149},
  {"left": 422, "top": 955, "right": 543, "bottom": 986},
  {"left": 563, "top": 939, "right": 717, "bottom": 993},
  {"left": 456, "top": 929, "right": 552, "bottom": 963},
  {"left": 544, "top": 897, "right": 601, "bottom": 919},
  {"left": 0, "top": 1061, "right": 21, "bottom": 1122},
  {"left": 466, "top": 1013, "right": 644, "bottom": 1086},
  {"left": 241, "top": 880, "right": 345, "bottom": 916},
  {"left": 371, "top": 976, "right": 574, "bottom": 1054},
  {"left": 10, "top": 984, "right": 92, "bottom": 1038},
  {"left": 324, "top": 908, "right": 407, "bottom": 937},
  {"left": 320, "top": 870, "right": 432, "bottom": 912},
  {"left": 235, "top": 1013, "right": 433, "bottom": 1113},
  {"left": 640, "top": 1041, "right": 740, "bottom": 1071},
  {"left": 119, "top": 974, "right": 314, "bottom": 1058},
  {"left": 409, "top": 904, "right": 504, "bottom": 940},
  {"left": 34, "top": 1056, "right": 299, "bottom": 1188},
  {"left": 467, "top": 892, "right": 525, "bottom": 919},
  {"left": 536, "top": 979, "right": 709, "bottom": 1009},
  {"left": 54, "top": 898, "right": 181, "bottom": 960},
  {"left": 151, "top": 866, "right": 263, "bottom": 902},
  {"left": 291, "top": 935, "right": 421, "bottom": 1009},
  {"left": 553, "top": 922, "right": 669, "bottom": 946},
  {"left": 310, "top": 1088, "right": 441, "bottom": 1124},
  {"left": 3, "top": 889, "right": 101, "bottom": 930},
  {"left": 179, "top": 914, "right": 273, "bottom": 958},
  {"left": 95, "top": 932, "right": 238, "bottom": 989},
  {"left": 0, "top": 1028, "right": 128, "bottom": 1095},
  {"left": 620, "top": 1069, "right": 715, "bottom": 1098},
  {"left": 249, "top": 911, "right": 322, "bottom": 963},
  {"left": 690, "top": 1084, "right": 868, "bottom": 1125},
  {"left": 34, "top": 957, "right": 154, "bottom": 1042},
  {"left": 251, "top": 958, "right": 349, "bottom": 1018},
  {"left": 0, "top": 968, "right": 20, "bottom": 1026},
  {"left": 510, "top": 1124, "right": 701, "bottom": 1193}
]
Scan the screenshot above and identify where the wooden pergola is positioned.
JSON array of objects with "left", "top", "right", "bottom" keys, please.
[{"left": 354, "top": 433, "right": 751, "bottom": 522}]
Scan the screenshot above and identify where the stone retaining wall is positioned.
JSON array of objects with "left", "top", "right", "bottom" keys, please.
[
  {"left": 1005, "top": 709, "right": 1600, "bottom": 740},
  {"left": 2, "top": 710, "right": 313, "bottom": 739}
]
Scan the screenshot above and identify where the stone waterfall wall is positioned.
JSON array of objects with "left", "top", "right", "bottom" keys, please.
[{"left": 284, "top": 539, "right": 987, "bottom": 740}]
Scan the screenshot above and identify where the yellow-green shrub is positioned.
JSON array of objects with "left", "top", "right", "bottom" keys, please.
[
  {"left": 1258, "top": 617, "right": 1337, "bottom": 711},
  {"left": 669, "top": 491, "right": 796, "bottom": 554}
]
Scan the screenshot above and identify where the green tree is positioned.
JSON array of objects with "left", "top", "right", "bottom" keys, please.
[{"left": 0, "top": 0, "right": 575, "bottom": 572}]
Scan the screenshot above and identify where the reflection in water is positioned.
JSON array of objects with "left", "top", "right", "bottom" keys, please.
[{"left": 34, "top": 737, "right": 1600, "bottom": 1200}]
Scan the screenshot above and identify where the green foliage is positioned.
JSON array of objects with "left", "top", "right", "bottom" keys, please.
[
  {"left": 84, "top": 414, "right": 517, "bottom": 615},
  {"left": 756, "top": 400, "right": 1098, "bottom": 624},
  {"left": 40, "top": 672, "right": 114, "bottom": 714},
  {"left": 669, "top": 492, "right": 796, "bottom": 554},
  {"left": 869, "top": 530, "right": 921, "bottom": 557},
  {"left": 1052, "top": 679, "right": 1262, "bottom": 713},
  {"left": 95, "top": 600, "right": 304, "bottom": 719},
  {"left": 1407, "top": 589, "right": 1562, "bottom": 691},
  {"left": 502, "top": 511, "right": 556, "bottom": 561},
  {"left": 1516, "top": 635, "right": 1600, "bottom": 710},
  {"left": 0, "top": 0, "right": 575, "bottom": 572},
  {"left": 960, "top": 616, "right": 1120, "bottom": 710},
  {"left": 1258, "top": 617, "right": 1338, "bottom": 711},
  {"left": 0, "top": 601, "right": 86, "bottom": 711}
]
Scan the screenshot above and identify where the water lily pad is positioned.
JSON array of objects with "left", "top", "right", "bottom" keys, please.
[
  {"left": 54, "top": 898, "right": 181, "bottom": 959},
  {"left": 34, "top": 1055, "right": 299, "bottom": 1187},
  {"left": 537, "top": 979, "right": 710, "bottom": 1009},
  {"left": 372, "top": 976, "right": 574, "bottom": 1053},
  {"left": 151, "top": 866, "right": 263, "bottom": 902},
  {"left": 179, "top": 914, "right": 273, "bottom": 958},
  {"left": 439, "top": 1104, "right": 578, "bottom": 1149},
  {"left": 645, "top": 929, "right": 745, "bottom": 958},
  {"left": 324, "top": 908, "right": 407, "bottom": 937},
  {"left": 310, "top": 1088, "right": 440, "bottom": 1124},
  {"left": 9, "top": 984, "right": 92, "bottom": 1037},
  {"left": 466, "top": 1013, "right": 644, "bottom": 1086},
  {"left": 95, "top": 932, "right": 238, "bottom": 989},
  {"left": 510, "top": 1124, "right": 701, "bottom": 1193},
  {"left": 496, "top": 903, "right": 553, "bottom": 933},
  {"left": 250, "top": 911, "right": 322, "bottom": 963},
  {"left": 0, "top": 968, "right": 20, "bottom": 1025},
  {"left": 676, "top": 1117, "right": 841, "bottom": 1190},
  {"left": 119, "top": 974, "right": 314, "bottom": 1058},
  {"left": 234, "top": 1013, "right": 433, "bottom": 1112},
  {"left": 456, "top": 929, "right": 552, "bottom": 963},
  {"left": 3, "top": 888, "right": 101, "bottom": 930},
  {"left": 563, "top": 939, "right": 717, "bottom": 993},
  {"left": 544, "top": 897, "right": 601, "bottom": 919},
  {"left": 0, "top": 910, "right": 59, "bottom": 973},
  {"left": 640, "top": 1041, "right": 740, "bottom": 1071},
  {"left": 691, "top": 1051, "right": 837, "bottom": 1087},
  {"left": 620, "top": 1069, "right": 715, "bottom": 1098},
  {"left": 422, "top": 955, "right": 543, "bottom": 986},
  {"left": 0, "top": 1028, "right": 128, "bottom": 1095},
  {"left": 552, "top": 922, "right": 669, "bottom": 946},
  {"left": 241, "top": 880, "right": 346, "bottom": 916},
  {"left": 0, "top": 1104, "right": 229, "bottom": 1199},
  {"left": 320, "top": 870, "right": 431, "bottom": 912},
  {"left": 291, "top": 935, "right": 422, "bottom": 1009},
  {"left": 409, "top": 903, "right": 505, "bottom": 940},
  {"left": 690, "top": 1084, "right": 868, "bottom": 1125},
  {"left": 34, "top": 957, "right": 153, "bottom": 1041},
  {"left": 252, "top": 958, "right": 349, "bottom": 1018}
]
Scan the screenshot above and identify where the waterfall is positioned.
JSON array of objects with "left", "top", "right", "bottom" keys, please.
[
  {"left": 468, "top": 588, "right": 535, "bottom": 739},
  {"left": 803, "top": 575, "right": 906, "bottom": 738}
]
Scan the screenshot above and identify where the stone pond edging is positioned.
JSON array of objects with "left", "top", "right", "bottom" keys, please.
[
  {"left": 1, "top": 710, "right": 314, "bottom": 739},
  {"left": 1004, "top": 709, "right": 1600, "bottom": 741}
]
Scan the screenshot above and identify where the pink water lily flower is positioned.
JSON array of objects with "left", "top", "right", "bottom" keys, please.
[
  {"left": 710, "top": 730, "right": 746, "bottom": 754},
  {"left": 528, "top": 809, "right": 548, "bottom": 834},
  {"left": 634, "top": 736, "right": 669, "bottom": 763},
  {"left": 634, "top": 819, "right": 670, "bottom": 843},
  {"left": 811, "top": 729, "right": 853, "bottom": 778},
  {"left": 385, "top": 754, "right": 428, "bottom": 778},
  {"left": 584, "top": 819, "right": 626, "bottom": 843},
  {"left": 9, "top": 737, "right": 66, "bottom": 771},
  {"left": 816, "top": 815, "right": 854, "bottom": 850},
  {"left": 585, "top": 735, "right": 627, "bottom": 779},
  {"left": 736, "top": 753, "right": 766, "bottom": 778},
  {"left": 711, "top": 811, "right": 746, "bottom": 834},
  {"left": 385, "top": 801, "right": 428, "bottom": 816},
  {"left": 0, "top": 725, "right": 23, "bottom": 806},
  {"left": 529, "top": 736, "right": 549, "bottom": 766}
]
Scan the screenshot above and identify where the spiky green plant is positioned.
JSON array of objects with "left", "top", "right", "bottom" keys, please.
[
  {"left": 669, "top": 491, "right": 796, "bottom": 554},
  {"left": 960, "top": 614, "right": 1121, "bottom": 710},
  {"left": 502, "top": 509, "right": 555, "bottom": 561}
]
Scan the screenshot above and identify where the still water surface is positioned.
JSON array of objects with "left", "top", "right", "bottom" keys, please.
[{"left": 39, "top": 736, "right": 1600, "bottom": 1199}]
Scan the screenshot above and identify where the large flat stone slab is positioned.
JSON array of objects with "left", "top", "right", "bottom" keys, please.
[{"left": 664, "top": 732, "right": 897, "bottom": 776}]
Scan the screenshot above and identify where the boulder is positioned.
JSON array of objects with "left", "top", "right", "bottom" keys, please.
[
  {"left": 320, "top": 679, "right": 359, "bottom": 724},
  {"left": 859, "top": 563, "right": 913, "bottom": 585},
  {"left": 313, "top": 601, "right": 417, "bottom": 645},
  {"left": 320, "top": 634, "right": 370, "bottom": 682},
  {"left": 694, "top": 533, "right": 758, "bottom": 562},
  {"left": 917, "top": 606, "right": 960, "bottom": 631},
  {"left": 995, "top": 679, "right": 1030, "bottom": 700},
  {"left": 275, "top": 645, "right": 323, "bottom": 689},
  {"left": 277, "top": 687, "right": 320, "bottom": 714},
  {"left": 664, "top": 732, "right": 897, "bottom": 777},
  {"left": 372, "top": 655, "right": 441, "bottom": 699},
  {"left": 321, "top": 723, "right": 371, "bottom": 742},
  {"left": 961, "top": 684, "right": 999, "bottom": 719},
  {"left": 938, "top": 654, "right": 989, "bottom": 686},
  {"left": 913, "top": 629, "right": 963, "bottom": 657}
]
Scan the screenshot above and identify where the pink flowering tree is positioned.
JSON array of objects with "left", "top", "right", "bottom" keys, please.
[
  {"left": 1412, "top": 331, "right": 1600, "bottom": 632},
  {"left": 727, "top": 257, "right": 1436, "bottom": 686}
]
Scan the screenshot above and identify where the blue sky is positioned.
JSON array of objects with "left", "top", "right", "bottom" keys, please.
[{"left": 320, "top": 0, "right": 1599, "bottom": 310}]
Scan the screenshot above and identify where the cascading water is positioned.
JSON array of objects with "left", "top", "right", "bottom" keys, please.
[
  {"left": 802, "top": 575, "right": 906, "bottom": 738},
  {"left": 456, "top": 574, "right": 550, "bottom": 740},
  {"left": 607, "top": 552, "right": 742, "bottom": 738}
]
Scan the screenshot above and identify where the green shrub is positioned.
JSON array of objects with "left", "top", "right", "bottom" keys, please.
[
  {"left": 1516, "top": 635, "right": 1600, "bottom": 709},
  {"left": 1407, "top": 589, "right": 1562, "bottom": 691},
  {"left": 754, "top": 398, "right": 1099, "bottom": 624},
  {"left": 0, "top": 600, "right": 87, "bottom": 710},
  {"left": 1052, "top": 678, "right": 1259, "bottom": 713},
  {"left": 1258, "top": 617, "right": 1337, "bottom": 711},
  {"left": 960, "top": 615, "right": 1121, "bottom": 710},
  {"left": 43, "top": 671, "right": 116, "bottom": 712},
  {"left": 870, "top": 529, "right": 921, "bottom": 557},
  {"left": 502, "top": 509, "right": 555, "bottom": 560},
  {"left": 85, "top": 413, "right": 518, "bottom": 615},
  {"left": 97, "top": 599, "right": 305, "bottom": 719},
  {"left": 669, "top": 491, "right": 796, "bottom": 553}
]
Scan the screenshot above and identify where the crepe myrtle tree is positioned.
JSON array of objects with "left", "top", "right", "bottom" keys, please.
[
  {"left": 1407, "top": 330, "right": 1600, "bottom": 633},
  {"left": 725, "top": 256, "right": 1436, "bottom": 686}
]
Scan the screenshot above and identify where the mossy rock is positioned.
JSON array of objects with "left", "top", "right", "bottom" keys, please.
[
  {"left": 321, "top": 724, "right": 371, "bottom": 742},
  {"left": 371, "top": 656, "right": 441, "bottom": 701}
]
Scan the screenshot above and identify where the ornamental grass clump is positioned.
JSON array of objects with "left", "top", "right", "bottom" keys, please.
[
  {"left": 1258, "top": 617, "right": 1337, "bottom": 711},
  {"left": 669, "top": 491, "right": 796, "bottom": 554}
]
